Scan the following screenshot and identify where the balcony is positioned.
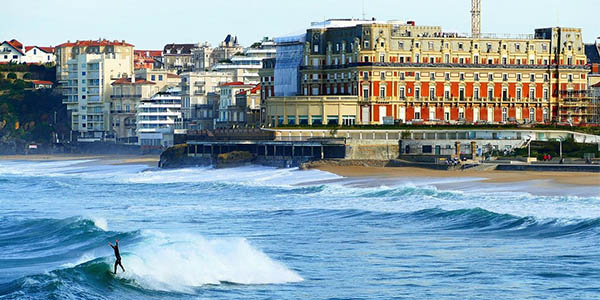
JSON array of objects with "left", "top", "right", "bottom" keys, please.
[{"left": 111, "top": 94, "right": 142, "bottom": 99}]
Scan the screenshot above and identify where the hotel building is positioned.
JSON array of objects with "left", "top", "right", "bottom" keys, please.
[{"left": 263, "top": 20, "right": 592, "bottom": 126}]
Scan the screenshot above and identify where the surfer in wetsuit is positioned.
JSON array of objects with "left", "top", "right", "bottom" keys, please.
[{"left": 108, "top": 239, "right": 125, "bottom": 274}]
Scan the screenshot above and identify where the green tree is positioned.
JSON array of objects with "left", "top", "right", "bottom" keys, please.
[
  {"left": 7, "top": 73, "right": 17, "bottom": 80},
  {"left": 22, "top": 73, "right": 32, "bottom": 80}
]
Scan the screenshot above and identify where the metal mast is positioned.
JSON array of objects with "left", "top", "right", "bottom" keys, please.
[{"left": 471, "top": 0, "right": 481, "bottom": 37}]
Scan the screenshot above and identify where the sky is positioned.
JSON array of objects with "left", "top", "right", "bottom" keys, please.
[{"left": 2, "top": 0, "right": 599, "bottom": 49}]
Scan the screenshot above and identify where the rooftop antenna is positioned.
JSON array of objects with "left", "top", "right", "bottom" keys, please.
[
  {"left": 362, "top": 0, "right": 366, "bottom": 20},
  {"left": 471, "top": 0, "right": 481, "bottom": 38}
]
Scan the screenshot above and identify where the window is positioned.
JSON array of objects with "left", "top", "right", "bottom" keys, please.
[
  {"left": 363, "top": 87, "right": 370, "bottom": 100},
  {"left": 428, "top": 42, "right": 434, "bottom": 50},
  {"left": 544, "top": 74, "right": 549, "bottom": 82},
  {"left": 82, "top": 71, "right": 86, "bottom": 76},
  {"left": 530, "top": 74, "right": 535, "bottom": 82},
  {"left": 459, "top": 87, "right": 465, "bottom": 100},
  {"left": 414, "top": 111, "right": 421, "bottom": 120},
  {"left": 474, "top": 87, "right": 480, "bottom": 100},
  {"left": 444, "top": 54, "right": 450, "bottom": 63},
  {"left": 502, "top": 57, "right": 507, "bottom": 64},
  {"left": 529, "top": 108, "right": 535, "bottom": 121},
  {"left": 489, "top": 73, "right": 494, "bottom": 81},
  {"left": 399, "top": 72, "right": 405, "bottom": 80},
  {"left": 380, "top": 86, "right": 386, "bottom": 99},
  {"left": 444, "top": 88, "right": 450, "bottom": 100},
  {"left": 488, "top": 87, "right": 494, "bottom": 100},
  {"left": 430, "top": 73, "right": 435, "bottom": 81},
  {"left": 399, "top": 42, "right": 404, "bottom": 49},
  {"left": 429, "top": 57, "right": 434, "bottom": 63},
  {"left": 364, "top": 41, "right": 369, "bottom": 49},
  {"left": 516, "top": 87, "right": 522, "bottom": 100},
  {"left": 529, "top": 88, "right": 535, "bottom": 99},
  {"left": 399, "top": 87, "right": 405, "bottom": 99},
  {"left": 430, "top": 88, "right": 435, "bottom": 100},
  {"left": 459, "top": 73, "right": 465, "bottom": 81},
  {"left": 158, "top": 75, "right": 163, "bottom": 81},
  {"left": 568, "top": 74, "right": 573, "bottom": 82},
  {"left": 415, "top": 54, "right": 420, "bottom": 63},
  {"left": 459, "top": 110, "right": 465, "bottom": 120},
  {"left": 517, "top": 74, "right": 522, "bottom": 82},
  {"left": 503, "top": 74, "right": 508, "bottom": 81},
  {"left": 363, "top": 55, "right": 369, "bottom": 62},
  {"left": 474, "top": 55, "right": 479, "bottom": 64},
  {"left": 502, "top": 88, "right": 508, "bottom": 100},
  {"left": 380, "top": 54, "right": 385, "bottom": 62},
  {"left": 515, "top": 44, "right": 521, "bottom": 51},
  {"left": 458, "top": 43, "right": 464, "bottom": 50},
  {"left": 543, "top": 88, "right": 549, "bottom": 100},
  {"left": 380, "top": 72, "right": 385, "bottom": 80},
  {"left": 415, "top": 72, "right": 420, "bottom": 81},
  {"left": 415, "top": 87, "right": 420, "bottom": 99},
  {"left": 151, "top": 75, "right": 156, "bottom": 81},
  {"left": 474, "top": 73, "right": 479, "bottom": 81},
  {"left": 313, "top": 44, "right": 319, "bottom": 52},
  {"left": 445, "top": 72, "right": 450, "bottom": 81},
  {"left": 502, "top": 107, "right": 508, "bottom": 122}
]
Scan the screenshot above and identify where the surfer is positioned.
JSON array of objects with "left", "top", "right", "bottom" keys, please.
[{"left": 108, "top": 239, "right": 125, "bottom": 274}]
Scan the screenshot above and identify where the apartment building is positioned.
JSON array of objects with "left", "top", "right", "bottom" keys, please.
[
  {"left": 216, "top": 82, "right": 255, "bottom": 128},
  {"left": 263, "top": 19, "right": 591, "bottom": 126},
  {"left": 191, "top": 34, "right": 243, "bottom": 71},
  {"left": 56, "top": 39, "right": 134, "bottom": 141},
  {"left": 212, "top": 38, "right": 276, "bottom": 84},
  {"left": 110, "top": 77, "right": 157, "bottom": 143},
  {"left": 134, "top": 68, "right": 180, "bottom": 91},
  {"left": 163, "top": 43, "right": 195, "bottom": 72},
  {"left": 136, "top": 89, "right": 183, "bottom": 147},
  {"left": 179, "top": 71, "right": 234, "bottom": 130}
]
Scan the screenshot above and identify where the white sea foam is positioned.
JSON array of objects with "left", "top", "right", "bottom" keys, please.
[
  {"left": 116, "top": 231, "right": 303, "bottom": 293},
  {"left": 91, "top": 217, "right": 108, "bottom": 231}
]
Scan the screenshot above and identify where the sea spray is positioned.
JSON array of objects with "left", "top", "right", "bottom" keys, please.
[{"left": 117, "top": 231, "right": 303, "bottom": 293}]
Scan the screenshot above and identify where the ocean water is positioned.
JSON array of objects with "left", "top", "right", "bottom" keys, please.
[{"left": 0, "top": 160, "right": 599, "bottom": 299}]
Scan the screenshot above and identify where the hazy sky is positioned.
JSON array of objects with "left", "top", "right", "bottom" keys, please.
[{"left": 2, "top": 0, "right": 598, "bottom": 49}]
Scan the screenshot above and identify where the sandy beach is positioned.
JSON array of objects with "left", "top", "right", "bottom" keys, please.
[
  {"left": 0, "top": 154, "right": 160, "bottom": 167},
  {"left": 313, "top": 165, "right": 600, "bottom": 186}
]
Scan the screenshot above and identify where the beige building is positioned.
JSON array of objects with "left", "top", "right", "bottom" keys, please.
[
  {"left": 110, "top": 77, "right": 157, "bottom": 143},
  {"left": 264, "top": 20, "right": 591, "bottom": 127},
  {"left": 56, "top": 40, "right": 134, "bottom": 141},
  {"left": 216, "top": 82, "right": 255, "bottom": 128},
  {"left": 134, "top": 68, "right": 180, "bottom": 92},
  {"left": 179, "top": 71, "right": 234, "bottom": 129}
]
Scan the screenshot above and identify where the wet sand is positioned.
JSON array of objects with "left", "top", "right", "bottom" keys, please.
[{"left": 313, "top": 165, "right": 600, "bottom": 186}]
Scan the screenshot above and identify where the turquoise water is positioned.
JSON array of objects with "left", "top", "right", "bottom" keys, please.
[{"left": 0, "top": 160, "right": 599, "bottom": 299}]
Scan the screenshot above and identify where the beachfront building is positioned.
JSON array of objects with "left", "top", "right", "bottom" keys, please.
[
  {"left": 135, "top": 89, "right": 183, "bottom": 147},
  {"left": 56, "top": 39, "right": 135, "bottom": 141},
  {"left": 215, "top": 82, "right": 255, "bottom": 128},
  {"left": 212, "top": 38, "right": 276, "bottom": 84},
  {"left": 235, "top": 84, "right": 262, "bottom": 127},
  {"left": 179, "top": 71, "right": 234, "bottom": 130},
  {"left": 110, "top": 77, "right": 158, "bottom": 143},
  {"left": 262, "top": 19, "right": 592, "bottom": 126}
]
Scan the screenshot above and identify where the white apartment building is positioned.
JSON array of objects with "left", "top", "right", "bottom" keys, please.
[
  {"left": 212, "top": 39, "right": 276, "bottom": 84},
  {"left": 136, "top": 89, "right": 183, "bottom": 147},
  {"left": 57, "top": 40, "right": 134, "bottom": 142}
]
